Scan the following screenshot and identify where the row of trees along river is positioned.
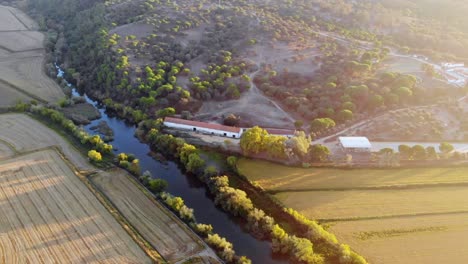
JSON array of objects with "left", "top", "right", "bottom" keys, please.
[{"left": 57, "top": 67, "right": 288, "bottom": 264}]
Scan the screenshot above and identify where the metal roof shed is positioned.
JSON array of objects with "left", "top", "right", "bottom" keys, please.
[{"left": 339, "top": 137, "right": 372, "bottom": 152}]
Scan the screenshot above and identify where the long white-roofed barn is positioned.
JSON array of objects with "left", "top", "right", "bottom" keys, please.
[
  {"left": 164, "top": 117, "right": 242, "bottom": 138},
  {"left": 338, "top": 137, "right": 372, "bottom": 153}
]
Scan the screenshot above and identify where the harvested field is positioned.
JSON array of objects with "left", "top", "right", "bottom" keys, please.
[
  {"left": 239, "top": 158, "right": 468, "bottom": 262},
  {"left": 6, "top": 6, "right": 38, "bottom": 29},
  {"left": 91, "top": 169, "right": 217, "bottom": 263},
  {"left": 0, "top": 31, "right": 44, "bottom": 52},
  {"left": 238, "top": 158, "right": 468, "bottom": 191},
  {"left": 0, "top": 83, "right": 32, "bottom": 107},
  {"left": 0, "top": 5, "right": 27, "bottom": 31},
  {"left": 0, "top": 140, "right": 14, "bottom": 160},
  {"left": 0, "top": 56, "right": 64, "bottom": 102},
  {"left": 0, "top": 5, "right": 64, "bottom": 105},
  {"left": 276, "top": 186, "right": 468, "bottom": 220},
  {"left": 92, "top": 169, "right": 214, "bottom": 263},
  {"left": 0, "top": 149, "right": 151, "bottom": 263},
  {"left": 0, "top": 114, "right": 93, "bottom": 171},
  {"left": 329, "top": 213, "right": 468, "bottom": 264}
]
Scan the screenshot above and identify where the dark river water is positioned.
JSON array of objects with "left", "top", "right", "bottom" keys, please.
[{"left": 58, "top": 67, "right": 288, "bottom": 264}]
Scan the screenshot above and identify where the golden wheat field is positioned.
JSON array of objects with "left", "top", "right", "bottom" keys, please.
[
  {"left": 276, "top": 187, "right": 468, "bottom": 220},
  {"left": 238, "top": 158, "right": 468, "bottom": 191},
  {"left": 329, "top": 213, "right": 468, "bottom": 264},
  {"left": 0, "top": 149, "right": 151, "bottom": 263},
  {"left": 92, "top": 169, "right": 219, "bottom": 263},
  {"left": 239, "top": 158, "right": 468, "bottom": 263}
]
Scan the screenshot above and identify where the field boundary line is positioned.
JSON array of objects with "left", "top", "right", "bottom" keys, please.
[
  {"left": 90, "top": 169, "right": 222, "bottom": 263},
  {"left": 0, "top": 78, "right": 46, "bottom": 103},
  {"left": 319, "top": 210, "right": 468, "bottom": 223},
  {"left": 7, "top": 8, "right": 30, "bottom": 30},
  {"left": 86, "top": 172, "right": 166, "bottom": 263},
  {"left": 0, "top": 138, "right": 18, "bottom": 155},
  {"left": 0, "top": 29, "right": 34, "bottom": 32},
  {"left": 50, "top": 149, "right": 165, "bottom": 263},
  {"left": 120, "top": 170, "right": 214, "bottom": 258},
  {"left": 267, "top": 181, "right": 468, "bottom": 193}
]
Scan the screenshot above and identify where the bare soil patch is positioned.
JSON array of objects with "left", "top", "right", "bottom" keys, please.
[
  {"left": 91, "top": 169, "right": 219, "bottom": 263},
  {"left": 0, "top": 149, "right": 151, "bottom": 263},
  {"left": 110, "top": 22, "right": 154, "bottom": 40}
]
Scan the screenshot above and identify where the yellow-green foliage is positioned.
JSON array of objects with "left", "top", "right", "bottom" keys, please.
[{"left": 88, "top": 150, "right": 102, "bottom": 162}]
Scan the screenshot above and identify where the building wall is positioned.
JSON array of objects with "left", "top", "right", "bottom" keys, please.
[{"left": 164, "top": 121, "right": 241, "bottom": 138}]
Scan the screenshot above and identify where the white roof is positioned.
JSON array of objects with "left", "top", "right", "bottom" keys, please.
[{"left": 339, "top": 137, "right": 372, "bottom": 149}]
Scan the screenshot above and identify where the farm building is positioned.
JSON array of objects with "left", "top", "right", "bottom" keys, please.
[
  {"left": 339, "top": 137, "right": 372, "bottom": 153},
  {"left": 264, "top": 128, "right": 296, "bottom": 138},
  {"left": 164, "top": 117, "right": 242, "bottom": 138}
]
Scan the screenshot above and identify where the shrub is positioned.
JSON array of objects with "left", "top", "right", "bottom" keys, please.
[{"left": 88, "top": 150, "right": 102, "bottom": 162}]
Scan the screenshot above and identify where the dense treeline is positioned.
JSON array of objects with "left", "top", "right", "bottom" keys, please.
[{"left": 240, "top": 126, "right": 330, "bottom": 164}]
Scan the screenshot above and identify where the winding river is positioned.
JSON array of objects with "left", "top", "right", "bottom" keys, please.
[{"left": 57, "top": 67, "right": 288, "bottom": 264}]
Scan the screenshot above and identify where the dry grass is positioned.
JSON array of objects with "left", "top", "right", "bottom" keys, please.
[
  {"left": 0, "top": 149, "right": 151, "bottom": 263},
  {"left": 275, "top": 187, "right": 468, "bottom": 220},
  {"left": 92, "top": 169, "right": 218, "bottom": 263},
  {"left": 238, "top": 158, "right": 468, "bottom": 191},
  {"left": 0, "top": 114, "right": 93, "bottom": 171},
  {"left": 329, "top": 213, "right": 468, "bottom": 264}
]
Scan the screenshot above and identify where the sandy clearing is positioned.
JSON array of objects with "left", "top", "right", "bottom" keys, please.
[
  {"left": 0, "top": 149, "right": 151, "bottom": 263},
  {"left": 330, "top": 213, "right": 468, "bottom": 264},
  {"left": 0, "top": 113, "right": 93, "bottom": 171},
  {"left": 0, "top": 31, "right": 44, "bottom": 52},
  {"left": 276, "top": 186, "right": 468, "bottom": 220},
  {"left": 0, "top": 6, "right": 27, "bottom": 31},
  {"left": 91, "top": 169, "right": 219, "bottom": 263},
  {"left": 110, "top": 22, "right": 154, "bottom": 40},
  {"left": 0, "top": 55, "right": 64, "bottom": 102}
]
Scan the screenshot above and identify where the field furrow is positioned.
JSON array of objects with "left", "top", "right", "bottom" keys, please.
[
  {"left": 0, "top": 114, "right": 93, "bottom": 171},
  {"left": 0, "top": 150, "right": 151, "bottom": 263},
  {"left": 92, "top": 169, "right": 217, "bottom": 263}
]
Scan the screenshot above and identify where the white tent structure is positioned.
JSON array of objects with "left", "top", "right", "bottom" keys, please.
[{"left": 339, "top": 137, "right": 372, "bottom": 152}]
